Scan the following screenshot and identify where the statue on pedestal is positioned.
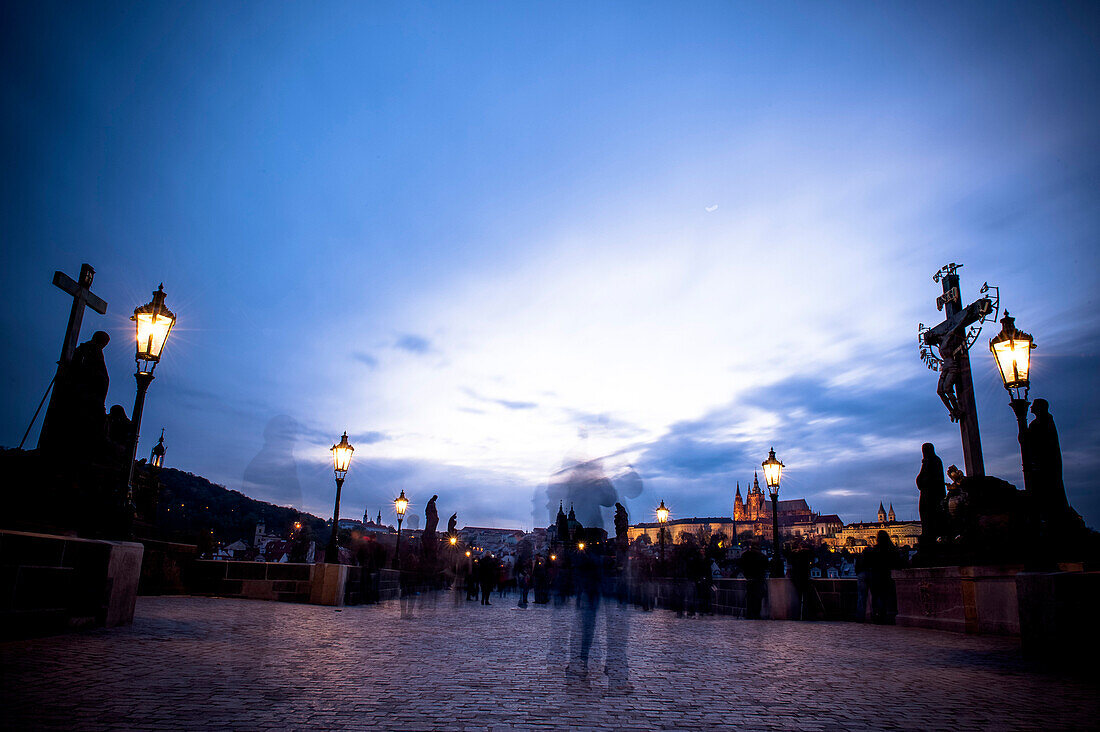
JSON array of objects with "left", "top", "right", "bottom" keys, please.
[
  {"left": 421, "top": 495, "right": 439, "bottom": 567},
  {"left": 916, "top": 443, "right": 947, "bottom": 554},
  {"left": 41, "top": 331, "right": 111, "bottom": 460},
  {"left": 1026, "top": 399, "right": 1069, "bottom": 516}
]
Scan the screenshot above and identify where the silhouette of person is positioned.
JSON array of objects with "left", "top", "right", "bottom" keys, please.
[
  {"left": 242, "top": 416, "right": 302, "bottom": 507},
  {"left": 865, "top": 530, "right": 903, "bottom": 624},
  {"left": 740, "top": 543, "right": 767, "bottom": 619}
]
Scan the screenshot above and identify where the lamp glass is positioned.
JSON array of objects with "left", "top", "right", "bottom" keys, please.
[
  {"left": 395, "top": 490, "right": 408, "bottom": 517},
  {"left": 656, "top": 500, "right": 669, "bottom": 524},
  {"left": 132, "top": 285, "right": 176, "bottom": 364},
  {"left": 990, "top": 335, "right": 1032, "bottom": 389},
  {"left": 761, "top": 448, "right": 784, "bottom": 489},
  {"left": 331, "top": 432, "right": 354, "bottom": 476}
]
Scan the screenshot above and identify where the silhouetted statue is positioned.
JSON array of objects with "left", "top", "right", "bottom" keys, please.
[
  {"left": 421, "top": 495, "right": 439, "bottom": 567},
  {"left": 614, "top": 502, "right": 628, "bottom": 549},
  {"left": 1026, "top": 399, "right": 1069, "bottom": 517},
  {"left": 424, "top": 495, "right": 439, "bottom": 536},
  {"left": 41, "top": 331, "right": 111, "bottom": 459},
  {"left": 936, "top": 326, "right": 967, "bottom": 422},
  {"left": 447, "top": 512, "right": 457, "bottom": 536},
  {"left": 916, "top": 443, "right": 947, "bottom": 550},
  {"left": 104, "top": 404, "right": 133, "bottom": 468}
]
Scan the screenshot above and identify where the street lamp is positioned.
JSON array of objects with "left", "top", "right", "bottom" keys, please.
[
  {"left": 656, "top": 499, "right": 670, "bottom": 566},
  {"left": 990, "top": 311, "right": 1036, "bottom": 491},
  {"left": 150, "top": 428, "right": 166, "bottom": 469},
  {"left": 126, "top": 284, "right": 176, "bottom": 510},
  {"left": 324, "top": 432, "right": 354, "bottom": 563},
  {"left": 762, "top": 447, "right": 785, "bottom": 576},
  {"left": 393, "top": 489, "right": 408, "bottom": 569}
]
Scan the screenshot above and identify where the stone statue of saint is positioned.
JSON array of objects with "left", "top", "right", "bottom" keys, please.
[
  {"left": 916, "top": 443, "right": 946, "bottom": 548},
  {"left": 1026, "top": 399, "right": 1070, "bottom": 517},
  {"left": 421, "top": 495, "right": 439, "bottom": 564},
  {"left": 447, "top": 512, "right": 457, "bottom": 536},
  {"left": 614, "top": 502, "right": 628, "bottom": 540},
  {"left": 41, "top": 330, "right": 112, "bottom": 459}
]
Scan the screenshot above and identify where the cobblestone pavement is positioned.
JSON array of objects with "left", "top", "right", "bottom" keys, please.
[{"left": 3, "top": 594, "right": 1097, "bottom": 731}]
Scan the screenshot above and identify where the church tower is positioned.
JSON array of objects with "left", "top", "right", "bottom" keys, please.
[
  {"left": 888, "top": 504, "right": 896, "bottom": 522},
  {"left": 734, "top": 482, "right": 745, "bottom": 522},
  {"left": 747, "top": 472, "right": 766, "bottom": 521},
  {"left": 878, "top": 502, "right": 887, "bottom": 523}
]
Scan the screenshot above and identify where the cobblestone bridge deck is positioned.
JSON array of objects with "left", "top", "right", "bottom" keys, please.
[{"left": 2, "top": 595, "right": 1096, "bottom": 731}]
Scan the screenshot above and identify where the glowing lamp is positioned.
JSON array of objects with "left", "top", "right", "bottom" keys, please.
[
  {"left": 578, "top": 542, "right": 585, "bottom": 551},
  {"left": 989, "top": 311, "right": 1035, "bottom": 401},
  {"left": 395, "top": 490, "right": 409, "bottom": 517},
  {"left": 762, "top": 447, "right": 784, "bottom": 497},
  {"left": 131, "top": 284, "right": 176, "bottom": 368},
  {"left": 331, "top": 432, "right": 354, "bottom": 479},
  {"left": 449, "top": 536, "right": 458, "bottom": 546},
  {"left": 656, "top": 500, "right": 670, "bottom": 524},
  {"left": 150, "top": 429, "right": 166, "bottom": 468}
]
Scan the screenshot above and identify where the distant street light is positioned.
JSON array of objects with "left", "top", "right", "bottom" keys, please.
[
  {"left": 656, "top": 499, "right": 670, "bottom": 566},
  {"left": 150, "top": 428, "right": 166, "bottom": 469},
  {"left": 325, "top": 432, "right": 355, "bottom": 564},
  {"left": 126, "top": 285, "right": 176, "bottom": 511},
  {"left": 762, "top": 447, "right": 785, "bottom": 576},
  {"left": 393, "top": 489, "right": 408, "bottom": 570},
  {"left": 990, "top": 311, "right": 1037, "bottom": 491}
]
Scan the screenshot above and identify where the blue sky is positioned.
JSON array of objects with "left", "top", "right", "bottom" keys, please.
[{"left": 2, "top": 1, "right": 1098, "bottom": 531}]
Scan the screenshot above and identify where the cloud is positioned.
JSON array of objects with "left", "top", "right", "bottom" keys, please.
[
  {"left": 462, "top": 387, "right": 538, "bottom": 411},
  {"left": 394, "top": 334, "right": 433, "bottom": 354},
  {"left": 351, "top": 351, "right": 378, "bottom": 369}
]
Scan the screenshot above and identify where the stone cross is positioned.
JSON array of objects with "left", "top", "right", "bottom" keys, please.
[
  {"left": 921, "top": 264, "right": 991, "bottom": 477},
  {"left": 35, "top": 263, "right": 108, "bottom": 451},
  {"left": 53, "top": 263, "right": 108, "bottom": 364}
]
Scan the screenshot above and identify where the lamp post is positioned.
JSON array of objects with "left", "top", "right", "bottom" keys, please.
[
  {"left": 393, "top": 489, "right": 408, "bottom": 569},
  {"left": 762, "top": 447, "right": 785, "bottom": 576},
  {"left": 127, "top": 285, "right": 176, "bottom": 512},
  {"left": 324, "top": 432, "right": 355, "bottom": 564},
  {"left": 989, "top": 311, "right": 1036, "bottom": 493},
  {"left": 656, "top": 499, "right": 670, "bottom": 566},
  {"left": 150, "top": 429, "right": 166, "bottom": 469}
]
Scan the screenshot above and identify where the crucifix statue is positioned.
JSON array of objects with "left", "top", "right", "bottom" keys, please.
[
  {"left": 918, "top": 263, "right": 997, "bottom": 477},
  {"left": 36, "top": 263, "right": 109, "bottom": 453}
]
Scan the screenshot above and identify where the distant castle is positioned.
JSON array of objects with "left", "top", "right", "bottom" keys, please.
[
  {"left": 627, "top": 472, "right": 841, "bottom": 546},
  {"left": 827, "top": 501, "right": 920, "bottom": 552}
]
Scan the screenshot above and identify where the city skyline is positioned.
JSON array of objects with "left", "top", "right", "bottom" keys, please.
[{"left": 2, "top": 2, "right": 1098, "bottom": 530}]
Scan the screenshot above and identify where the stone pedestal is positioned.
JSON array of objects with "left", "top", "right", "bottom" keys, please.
[
  {"left": 1016, "top": 571, "right": 1100, "bottom": 663},
  {"left": 765, "top": 577, "right": 801, "bottom": 620},
  {"left": 893, "top": 565, "right": 1023, "bottom": 635},
  {"left": 1, "top": 529, "right": 144, "bottom": 638},
  {"left": 309, "top": 563, "right": 348, "bottom": 606}
]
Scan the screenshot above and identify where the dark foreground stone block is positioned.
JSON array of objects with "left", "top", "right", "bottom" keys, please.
[
  {"left": 1017, "top": 571, "right": 1100, "bottom": 666},
  {"left": 0, "top": 530, "right": 143, "bottom": 638}
]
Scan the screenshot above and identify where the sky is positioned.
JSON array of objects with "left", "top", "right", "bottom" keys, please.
[{"left": 2, "top": 1, "right": 1098, "bottom": 532}]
